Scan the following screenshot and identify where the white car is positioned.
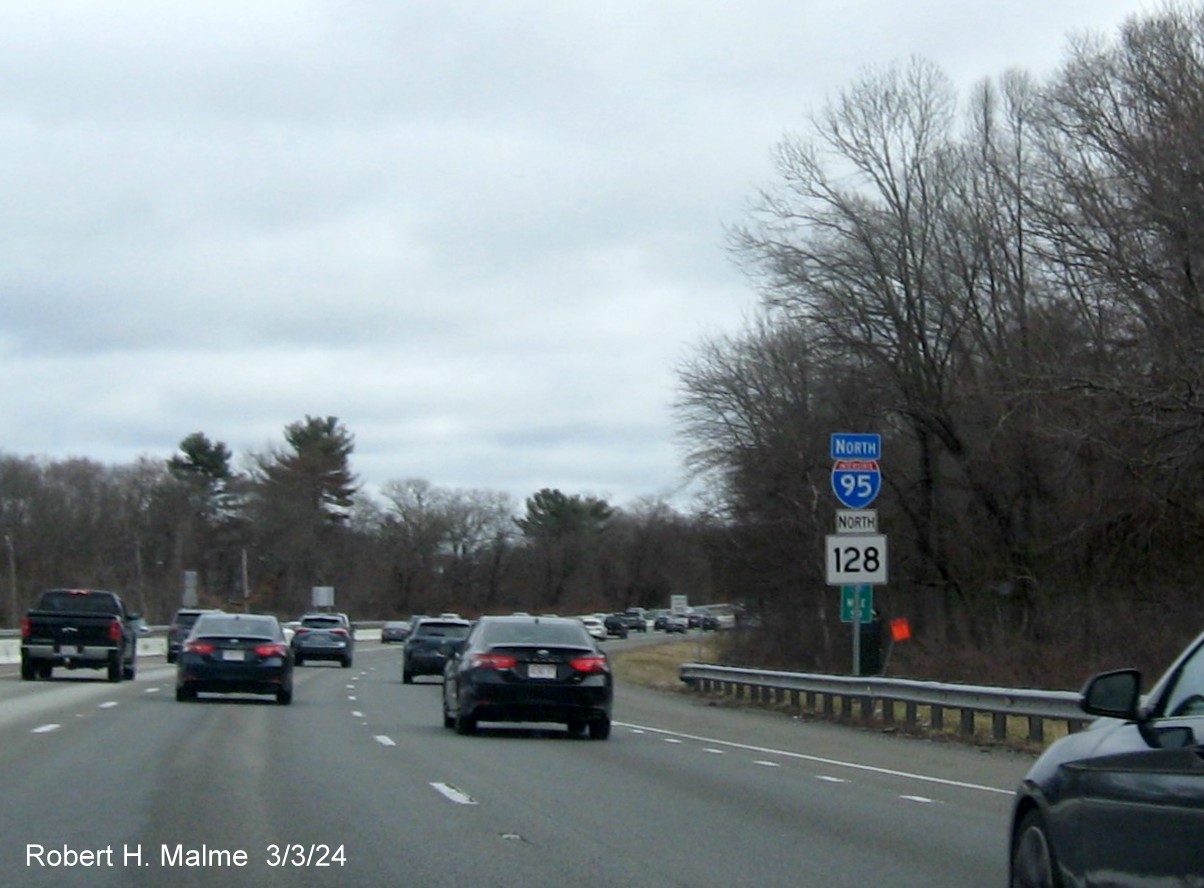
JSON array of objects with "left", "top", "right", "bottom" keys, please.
[{"left": 578, "top": 616, "right": 607, "bottom": 641}]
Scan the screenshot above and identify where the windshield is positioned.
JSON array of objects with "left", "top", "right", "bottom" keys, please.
[{"left": 1162, "top": 638, "right": 1204, "bottom": 718}]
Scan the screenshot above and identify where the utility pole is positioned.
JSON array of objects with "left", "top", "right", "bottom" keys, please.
[{"left": 5, "top": 531, "right": 17, "bottom": 629}]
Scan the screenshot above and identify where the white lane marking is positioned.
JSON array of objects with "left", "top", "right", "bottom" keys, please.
[
  {"left": 664, "top": 738, "right": 683, "bottom": 744},
  {"left": 32, "top": 724, "right": 60, "bottom": 734},
  {"left": 617, "top": 722, "right": 1011, "bottom": 796},
  {"left": 901, "top": 795, "right": 938, "bottom": 804},
  {"left": 431, "top": 782, "right": 477, "bottom": 806},
  {"left": 351, "top": 711, "right": 364, "bottom": 718},
  {"left": 348, "top": 695, "right": 357, "bottom": 701},
  {"left": 754, "top": 760, "right": 781, "bottom": 768},
  {"left": 144, "top": 687, "right": 160, "bottom": 694},
  {"left": 374, "top": 735, "right": 396, "bottom": 747},
  {"left": 346, "top": 684, "right": 356, "bottom": 689},
  {"left": 817, "top": 775, "right": 849, "bottom": 784},
  {"left": 98, "top": 701, "right": 119, "bottom": 709},
  {"left": 629, "top": 729, "right": 646, "bottom": 735},
  {"left": 703, "top": 748, "right": 725, "bottom": 755}
]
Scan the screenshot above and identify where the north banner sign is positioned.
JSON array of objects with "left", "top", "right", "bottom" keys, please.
[{"left": 829, "top": 433, "right": 882, "bottom": 461}]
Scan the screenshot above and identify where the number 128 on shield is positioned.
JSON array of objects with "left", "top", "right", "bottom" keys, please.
[{"left": 825, "top": 534, "right": 888, "bottom": 585}]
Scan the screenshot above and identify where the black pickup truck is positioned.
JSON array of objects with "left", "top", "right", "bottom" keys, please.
[{"left": 20, "top": 588, "right": 141, "bottom": 682}]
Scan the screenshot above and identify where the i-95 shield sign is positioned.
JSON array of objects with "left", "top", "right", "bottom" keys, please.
[{"left": 825, "top": 534, "right": 888, "bottom": 585}]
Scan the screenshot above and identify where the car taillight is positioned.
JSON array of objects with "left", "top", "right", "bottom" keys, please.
[
  {"left": 108, "top": 618, "right": 123, "bottom": 643},
  {"left": 331, "top": 629, "right": 348, "bottom": 637},
  {"left": 185, "top": 640, "right": 216, "bottom": 655},
  {"left": 294, "top": 628, "right": 310, "bottom": 635},
  {"left": 254, "top": 643, "right": 289, "bottom": 658},
  {"left": 569, "top": 655, "right": 609, "bottom": 674},
  {"left": 471, "top": 653, "right": 517, "bottom": 670},
  {"left": 20, "top": 616, "right": 30, "bottom": 640}
]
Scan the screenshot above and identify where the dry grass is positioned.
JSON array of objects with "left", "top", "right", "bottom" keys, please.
[{"left": 611, "top": 635, "right": 723, "bottom": 691}]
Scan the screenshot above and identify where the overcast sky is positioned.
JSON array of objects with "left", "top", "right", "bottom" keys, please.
[{"left": 0, "top": 0, "right": 1147, "bottom": 510}]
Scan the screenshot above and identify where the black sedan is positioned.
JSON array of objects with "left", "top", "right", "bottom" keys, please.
[
  {"left": 175, "top": 613, "right": 294, "bottom": 705},
  {"left": 442, "top": 615, "right": 613, "bottom": 739},
  {"left": 1009, "top": 628, "right": 1204, "bottom": 886},
  {"left": 402, "top": 617, "right": 472, "bottom": 683}
]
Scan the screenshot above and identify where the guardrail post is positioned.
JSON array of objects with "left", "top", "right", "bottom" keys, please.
[
  {"left": 960, "top": 708, "right": 976, "bottom": 738},
  {"left": 931, "top": 705, "right": 944, "bottom": 731},
  {"left": 905, "top": 701, "right": 918, "bottom": 730},
  {"left": 992, "top": 713, "right": 1008, "bottom": 742},
  {"left": 881, "top": 698, "right": 895, "bottom": 726},
  {"left": 1027, "top": 716, "right": 1044, "bottom": 744},
  {"left": 859, "top": 695, "right": 874, "bottom": 721}
]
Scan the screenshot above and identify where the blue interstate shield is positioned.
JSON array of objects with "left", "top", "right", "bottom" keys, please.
[{"left": 831, "top": 460, "right": 881, "bottom": 509}]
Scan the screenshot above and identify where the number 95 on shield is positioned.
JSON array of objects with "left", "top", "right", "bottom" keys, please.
[{"left": 831, "top": 459, "right": 881, "bottom": 509}]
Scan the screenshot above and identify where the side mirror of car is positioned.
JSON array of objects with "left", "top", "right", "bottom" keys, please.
[{"left": 1081, "top": 668, "right": 1142, "bottom": 720}]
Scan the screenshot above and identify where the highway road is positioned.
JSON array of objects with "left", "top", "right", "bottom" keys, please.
[{"left": 0, "top": 641, "right": 1031, "bottom": 887}]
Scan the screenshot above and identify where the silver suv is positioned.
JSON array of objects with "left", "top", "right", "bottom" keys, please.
[{"left": 291, "top": 612, "right": 355, "bottom": 667}]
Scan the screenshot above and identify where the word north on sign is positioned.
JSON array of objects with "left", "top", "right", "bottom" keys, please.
[{"left": 835, "top": 509, "right": 878, "bottom": 533}]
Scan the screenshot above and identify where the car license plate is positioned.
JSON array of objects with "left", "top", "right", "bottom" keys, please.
[
  {"left": 222, "top": 649, "right": 244, "bottom": 662},
  {"left": 528, "top": 664, "right": 556, "bottom": 679}
]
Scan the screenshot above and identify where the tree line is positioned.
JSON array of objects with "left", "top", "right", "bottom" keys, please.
[
  {"left": 0, "top": 417, "right": 716, "bottom": 631},
  {"left": 677, "top": 3, "right": 1204, "bottom": 686}
]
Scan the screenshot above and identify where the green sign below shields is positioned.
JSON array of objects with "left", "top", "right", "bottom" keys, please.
[{"left": 840, "top": 584, "right": 873, "bottom": 623}]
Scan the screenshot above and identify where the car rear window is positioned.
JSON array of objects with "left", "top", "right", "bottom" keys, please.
[
  {"left": 480, "top": 620, "right": 592, "bottom": 647},
  {"left": 37, "top": 590, "right": 120, "bottom": 613},
  {"left": 414, "top": 622, "right": 471, "bottom": 639},
  {"left": 301, "top": 616, "right": 345, "bottom": 628},
  {"left": 193, "top": 616, "right": 281, "bottom": 639}
]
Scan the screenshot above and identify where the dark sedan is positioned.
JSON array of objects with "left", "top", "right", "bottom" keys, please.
[
  {"left": 175, "top": 613, "right": 293, "bottom": 705},
  {"left": 402, "top": 617, "right": 472, "bottom": 683},
  {"left": 442, "top": 615, "right": 613, "bottom": 739},
  {"left": 1009, "top": 628, "right": 1204, "bottom": 886},
  {"left": 166, "top": 607, "right": 219, "bottom": 664},
  {"left": 603, "top": 613, "right": 629, "bottom": 638},
  {"left": 380, "top": 620, "right": 411, "bottom": 644}
]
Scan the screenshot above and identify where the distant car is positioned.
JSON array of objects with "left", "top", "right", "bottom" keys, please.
[
  {"left": 291, "top": 612, "right": 355, "bottom": 667},
  {"left": 380, "top": 620, "right": 411, "bottom": 643},
  {"left": 578, "top": 616, "right": 607, "bottom": 641},
  {"left": 662, "top": 614, "right": 688, "bottom": 634},
  {"left": 1009, "top": 628, "right": 1204, "bottom": 887},
  {"left": 402, "top": 617, "right": 472, "bottom": 683},
  {"left": 442, "top": 615, "right": 613, "bottom": 739},
  {"left": 603, "top": 614, "right": 629, "bottom": 638},
  {"left": 166, "top": 607, "right": 220, "bottom": 664},
  {"left": 622, "top": 608, "right": 648, "bottom": 632},
  {"left": 175, "top": 612, "right": 293, "bottom": 704}
]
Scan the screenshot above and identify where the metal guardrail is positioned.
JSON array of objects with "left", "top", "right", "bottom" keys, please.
[{"left": 679, "top": 663, "right": 1087, "bottom": 744}]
